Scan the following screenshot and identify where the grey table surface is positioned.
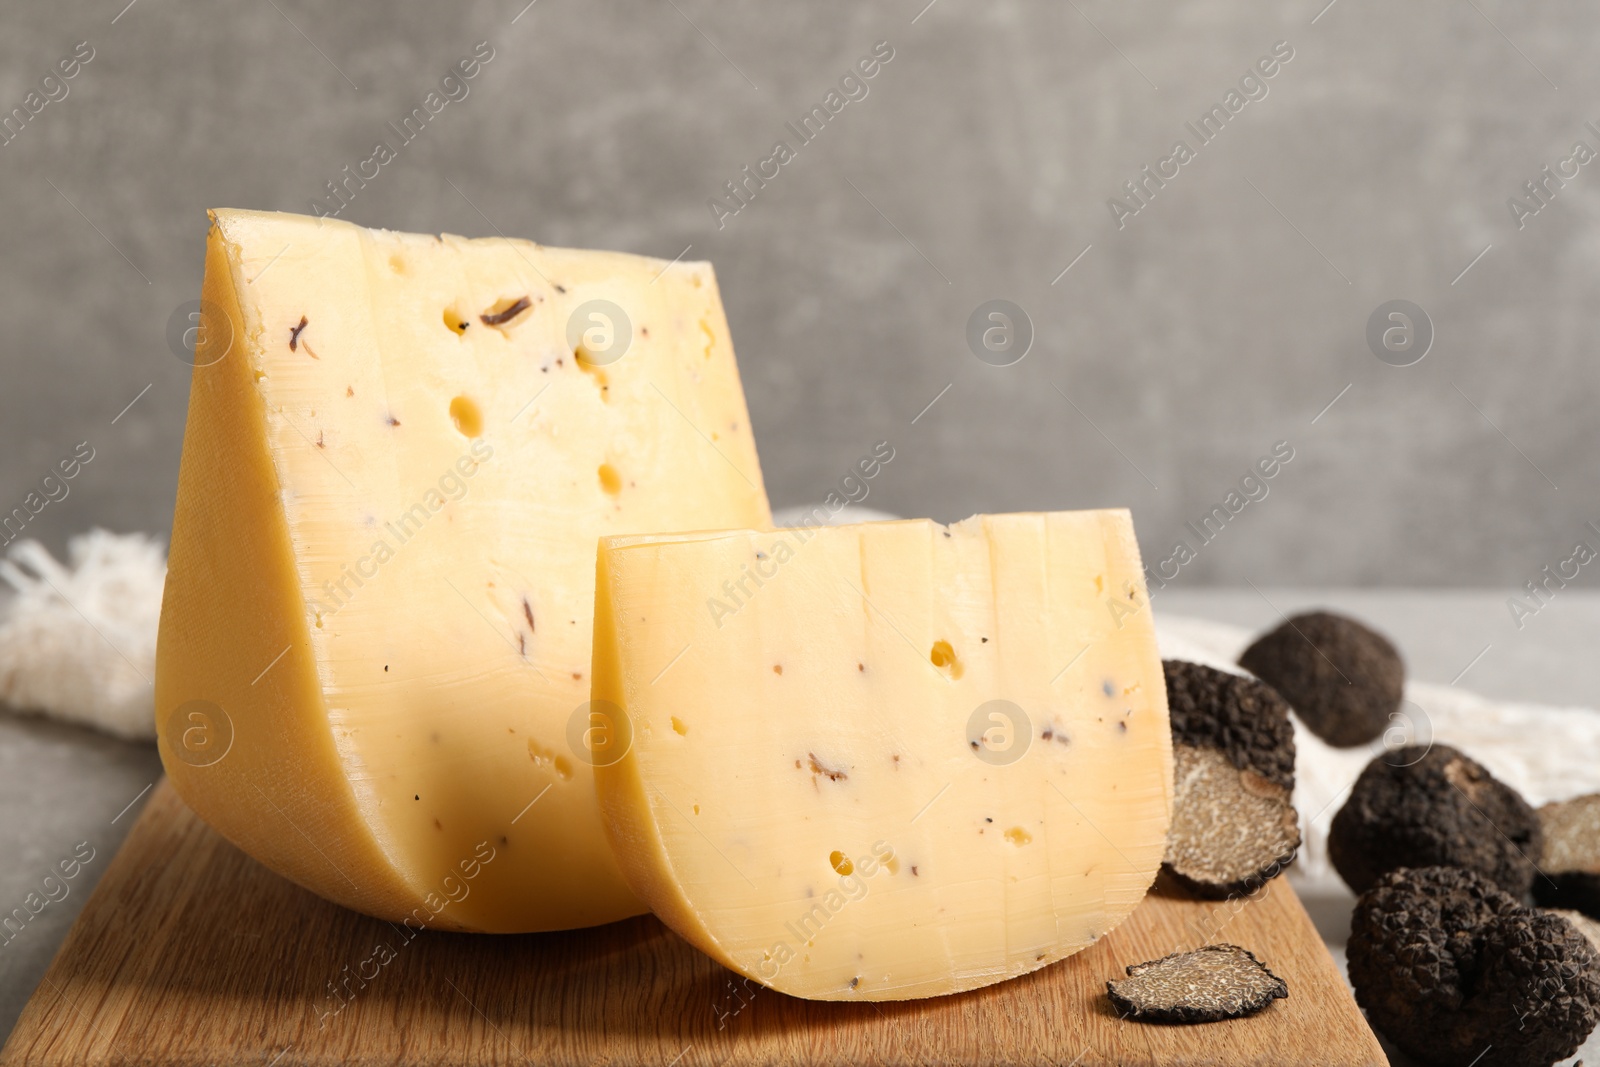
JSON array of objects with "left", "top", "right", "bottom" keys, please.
[{"left": 0, "top": 587, "right": 1594, "bottom": 1058}]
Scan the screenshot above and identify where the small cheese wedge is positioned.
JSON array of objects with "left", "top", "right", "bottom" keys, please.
[
  {"left": 156, "top": 209, "right": 769, "bottom": 932},
  {"left": 592, "top": 511, "right": 1172, "bottom": 1000}
]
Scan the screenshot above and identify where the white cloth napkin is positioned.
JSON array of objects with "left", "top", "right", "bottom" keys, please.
[{"left": 0, "top": 530, "right": 163, "bottom": 740}]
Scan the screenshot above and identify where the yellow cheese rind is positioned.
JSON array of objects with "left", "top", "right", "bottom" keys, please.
[
  {"left": 593, "top": 511, "right": 1173, "bottom": 1000},
  {"left": 156, "top": 209, "right": 769, "bottom": 932}
]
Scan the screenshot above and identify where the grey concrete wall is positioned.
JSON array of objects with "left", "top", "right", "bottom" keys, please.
[{"left": 0, "top": 0, "right": 1593, "bottom": 587}]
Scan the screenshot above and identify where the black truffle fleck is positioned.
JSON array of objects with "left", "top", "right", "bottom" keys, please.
[
  {"left": 1238, "top": 610, "right": 1403, "bottom": 747},
  {"left": 1349, "top": 866, "right": 1600, "bottom": 1067},
  {"left": 1328, "top": 744, "right": 1541, "bottom": 896},
  {"left": 481, "top": 295, "right": 531, "bottom": 326},
  {"left": 1161, "top": 661, "right": 1300, "bottom": 899},
  {"left": 1106, "top": 943, "right": 1288, "bottom": 1024},
  {"left": 1534, "top": 792, "right": 1600, "bottom": 917}
]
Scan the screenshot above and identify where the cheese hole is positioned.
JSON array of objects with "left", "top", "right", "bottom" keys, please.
[
  {"left": 671, "top": 716, "right": 688, "bottom": 736},
  {"left": 1005, "top": 827, "right": 1033, "bottom": 846},
  {"left": 528, "top": 740, "right": 574, "bottom": 781},
  {"left": 577, "top": 355, "right": 611, "bottom": 401},
  {"left": 930, "top": 640, "right": 964, "bottom": 680},
  {"left": 389, "top": 254, "right": 408, "bottom": 275},
  {"left": 598, "top": 463, "right": 622, "bottom": 496},
  {"left": 443, "top": 307, "right": 470, "bottom": 335},
  {"left": 829, "top": 850, "right": 854, "bottom": 876},
  {"left": 449, "top": 396, "right": 483, "bottom": 437}
]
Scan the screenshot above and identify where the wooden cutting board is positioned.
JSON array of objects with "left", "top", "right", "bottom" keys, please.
[{"left": 1, "top": 780, "right": 1382, "bottom": 1066}]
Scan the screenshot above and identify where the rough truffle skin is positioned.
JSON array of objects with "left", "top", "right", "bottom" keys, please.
[
  {"left": 1328, "top": 744, "right": 1542, "bottom": 896},
  {"left": 1237, "top": 610, "right": 1403, "bottom": 747},
  {"left": 1162, "top": 660, "right": 1296, "bottom": 791},
  {"left": 1349, "top": 866, "right": 1600, "bottom": 1067},
  {"left": 1547, "top": 908, "right": 1600, "bottom": 955}
]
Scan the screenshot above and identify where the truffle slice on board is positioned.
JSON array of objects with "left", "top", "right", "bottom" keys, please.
[
  {"left": 1349, "top": 866, "right": 1600, "bottom": 1067},
  {"left": 1237, "top": 610, "right": 1403, "bottom": 747},
  {"left": 1161, "top": 661, "right": 1299, "bottom": 899},
  {"left": 1533, "top": 792, "right": 1600, "bottom": 917},
  {"left": 1106, "top": 943, "right": 1288, "bottom": 1024},
  {"left": 1328, "top": 744, "right": 1541, "bottom": 896}
]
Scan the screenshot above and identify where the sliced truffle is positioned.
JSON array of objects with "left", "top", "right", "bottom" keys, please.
[
  {"left": 1165, "top": 747, "right": 1301, "bottom": 899},
  {"left": 1328, "top": 744, "right": 1541, "bottom": 896},
  {"left": 1237, "top": 609, "right": 1403, "bottom": 747},
  {"left": 1106, "top": 943, "right": 1287, "bottom": 1024},
  {"left": 1533, "top": 792, "right": 1600, "bottom": 916},
  {"left": 1349, "top": 866, "right": 1600, "bottom": 1067},
  {"left": 1161, "top": 661, "right": 1299, "bottom": 898}
]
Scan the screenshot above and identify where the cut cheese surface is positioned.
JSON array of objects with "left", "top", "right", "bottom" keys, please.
[
  {"left": 156, "top": 208, "right": 769, "bottom": 932},
  {"left": 592, "top": 511, "right": 1172, "bottom": 1000}
]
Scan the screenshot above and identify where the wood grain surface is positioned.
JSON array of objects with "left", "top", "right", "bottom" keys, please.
[{"left": 0, "top": 780, "right": 1383, "bottom": 1066}]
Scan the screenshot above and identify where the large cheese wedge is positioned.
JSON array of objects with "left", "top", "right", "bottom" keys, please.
[
  {"left": 592, "top": 511, "right": 1172, "bottom": 999},
  {"left": 156, "top": 209, "right": 769, "bottom": 932}
]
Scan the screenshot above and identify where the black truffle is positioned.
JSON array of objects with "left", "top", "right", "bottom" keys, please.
[
  {"left": 1533, "top": 792, "right": 1600, "bottom": 917},
  {"left": 1328, "top": 744, "right": 1541, "bottom": 896},
  {"left": 1164, "top": 746, "right": 1301, "bottom": 900},
  {"left": 1349, "top": 866, "right": 1600, "bottom": 1067},
  {"left": 1164, "top": 659, "right": 1296, "bottom": 790},
  {"left": 1547, "top": 908, "right": 1600, "bottom": 955},
  {"left": 1106, "top": 943, "right": 1288, "bottom": 1024},
  {"left": 1161, "top": 661, "right": 1300, "bottom": 899},
  {"left": 1237, "top": 610, "right": 1403, "bottom": 746}
]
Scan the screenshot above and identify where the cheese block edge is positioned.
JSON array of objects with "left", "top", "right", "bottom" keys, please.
[{"left": 592, "top": 511, "right": 1174, "bottom": 999}]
